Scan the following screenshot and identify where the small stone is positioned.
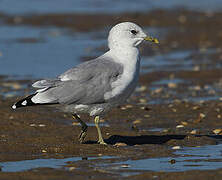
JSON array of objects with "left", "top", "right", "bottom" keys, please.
[
  {"left": 114, "top": 143, "right": 127, "bottom": 147},
  {"left": 193, "top": 66, "right": 200, "bottom": 71},
  {"left": 217, "top": 115, "right": 221, "bottom": 118},
  {"left": 215, "top": 108, "right": 220, "bottom": 112},
  {"left": 168, "top": 104, "right": 174, "bottom": 108},
  {"left": 144, "top": 114, "right": 150, "bottom": 118},
  {"left": 176, "top": 125, "right": 184, "bottom": 128},
  {"left": 39, "top": 124, "right": 46, "bottom": 127},
  {"left": 141, "top": 106, "right": 150, "bottom": 111},
  {"left": 153, "top": 88, "right": 163, "bottom": 94},
  {"left": 121, "top": 107, "right": 127, "bottom": 110},
  {"left": 192, "top": 106, "right": 199, "bottom": 110},
  {"left": 121, "top": 164, "right": 130, "bottom": 168},
  {"left": 139, "top": 98, "right": 147, "bottom": 103},
  {"left": 168, "top": 83, "right": 177, "bottom": 88},
  {"left": 125, "top": 104, "right": 133, "bottom": 108},
  {"left": 136, "top": 86, "right": 147, "bottom": 92},
  {"left": 30, "top": 124, "right": 37, "bottom": 127},
  {"left": 213, "top": 129, "right": 222, "bottom": 135},
  {"left": 199, "top": 113, "right": 206, "bottom": 119},
  {"left": 172, "top": 108, "right": 177, "bottom": 112},
  {"left": 181, "top": 121, "right": 188, "bottom": 126},
  {"left": 190, "top": 129, "right": 197, "bottom": 134},
  {"left": 68, "top": 167, "right": 76, "bottom": 171},
  {"left": 172, "top": 146, "right": 181, "bottom": 150},
  {"left": 162, "top": 129, "right": 169, "bottom": 133},
  {"left": 42, "top": 149, "right": 47, "bottom": 153},
  {"left": 133, "top": 120, "right": 141, "bottom": 124}
]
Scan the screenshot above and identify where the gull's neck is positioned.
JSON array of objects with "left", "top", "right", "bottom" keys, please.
[{"left": 107, "top": 46, "right": 140, "bottom": 66}]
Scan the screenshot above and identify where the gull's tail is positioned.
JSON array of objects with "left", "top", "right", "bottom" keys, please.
[{"left": 12, "top": 93, "right": 38, "bottom": 109}]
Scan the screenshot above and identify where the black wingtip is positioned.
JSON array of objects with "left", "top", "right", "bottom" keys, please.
[{"left": 12, "top": 93, "right": 37, "bottom": 109}]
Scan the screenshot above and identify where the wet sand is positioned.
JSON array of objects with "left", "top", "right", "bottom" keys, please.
[{"left": 0, "top": 8, "right": 222, "bottom": 179}]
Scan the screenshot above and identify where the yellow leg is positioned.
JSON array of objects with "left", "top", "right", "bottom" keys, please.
[{"left": 94, "top": 116, "right": 107, "bottom": 145}]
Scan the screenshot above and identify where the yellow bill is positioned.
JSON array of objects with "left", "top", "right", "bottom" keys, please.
[{"left": 144, "top": 36, "right": 159, "bottom": 44}]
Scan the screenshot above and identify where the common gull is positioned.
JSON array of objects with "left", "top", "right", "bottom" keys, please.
[{"left": 12, "top": 22, "right": 159, "bottom": 145}]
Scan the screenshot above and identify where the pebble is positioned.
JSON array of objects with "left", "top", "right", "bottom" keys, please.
[
  {"left": 121, "top": 164, "right": 130, "bottom": 168},
  {"left": 215, "top": 108, "right": 220, "bottom": 112},
  {"left": 68, "top": 167, "right": 76, "bottom": 171},
  {"left": 153, "top": 88, "right": 163, "bottom": 94},
  {"left": 139, "top": 98, "right": 147, "bottom": 103},
  {"left": 172, "top": 146, "right": 181, "bottom": 150},
  {"left": 199, "top": 113, "right": 206, "bottom": 118},
  {"left": 192, "top": 106, "right": 199, "bottom": 110},
  {"left": 213, "top": 129, "right": 222, "bottom": 135},
  {"left": 193, "top": 66, "right": 200, "bottom": 71},
  {"left": 133, "top": 120, "right": 141, "bottom": 124},
  {"left": 144, "top": 114, "right": 150, "bottom": 118},
  {"left": 172, "top": 108, "right": 177, "bottom": 112},
  {"left": 162, "top": 129, "right": 169, "bottom": 133},
  {"left": 181, "top": 121, "right": 188, "bottom": 126},
  {"left": 168, "top": 83, "right": 177, "bottom": 88},
  {"left": 42, "top": 149, "right": 47, "bottom": 153},
  {"left": 39, "top": 124, "right": 46, "bottom": 127},
  {"left": 114, "top": 143, "right": 127, "bottom": 147},
  {"left": 190, "top": 129, "right": 197, "bottom": 134},
  {"left": 125, "top": 104, "right": 133, "bottom": 108},
  {"left": 176, "top": 125, "right": 184, "bottom": 128},
  {"left": 141, "top": 106, "right": 150, "bottom": 111},
  {"left": 136, "top": 86, "right": 147, "bottom": 92},
  {"left": 121, "top": 107, "right": 127, "bottom": 110},
  {"left": 30, "top": 124, "right": 37, "bottom": 127}
]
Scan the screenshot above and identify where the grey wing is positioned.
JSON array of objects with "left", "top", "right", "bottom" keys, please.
[{"left": 31, "top": 58, "right": 123, "bottom": 105}]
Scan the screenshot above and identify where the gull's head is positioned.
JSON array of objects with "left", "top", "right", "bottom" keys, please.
[{"left": 108, "top": 22, "right": 159, "bottom": 50}]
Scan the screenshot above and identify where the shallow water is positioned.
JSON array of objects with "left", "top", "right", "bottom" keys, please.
[
  {"left": 0, "top": 156, "right": 113, "bottom": 172},
  {"left": 141, "top": 49, "right": 217, "bottom": 73},
  {"left": 98, "top": 143, "right": 222, "bottom": 176},
  {"left": 0, "top": 0, "right": 221, "bottom": 15},
  {"left": 1, "top": 143, "right": 222, "bottom": 175},
  {"left": 0, "top": 26, "right": 105, "bottom": 78}
]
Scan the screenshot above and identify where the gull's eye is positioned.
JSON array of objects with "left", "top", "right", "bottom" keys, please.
[{"left": 130, "top": 30, "right": 138, "bottom": 35}]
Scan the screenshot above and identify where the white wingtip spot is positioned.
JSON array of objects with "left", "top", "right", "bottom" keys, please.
[
  {"left": 21, "top": 100, "right": 27, "bottom": 106},
  {"left": 12, "top": 104, "right": 16, "bottom": 109}
]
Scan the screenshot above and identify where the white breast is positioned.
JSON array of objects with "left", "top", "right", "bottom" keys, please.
[{"left": 104, "top": 48, "right": 140, "bottom": 103}]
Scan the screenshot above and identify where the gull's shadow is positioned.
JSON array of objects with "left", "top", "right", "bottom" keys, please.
[
  {"left": 84, "top": 134, "right": 222, "bottom": 145},
  {"left": 85, "top": 135, "right": 186, "bottom": 145}
]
